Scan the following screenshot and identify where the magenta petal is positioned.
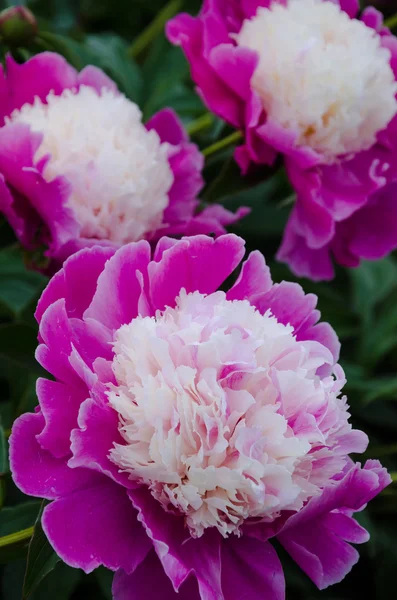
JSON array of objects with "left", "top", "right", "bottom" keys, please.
[
  {"left": 0, "top": 124, "right": 78, "bottom": 254},
  {"left": 113, "top": 552, "right": 200, "bottom": 600},
  {"left": 280, "top": 521, "right": 360, "bottom": 590},
  {"left": 277, "top": 212, "right": 335, "bottom": 281},
  {"left": 36, "top": 378, "right": 88, "bottom": 458},
  {"left": 129, "top": 488, "right": 222, "bottom": 599},
  {"left": 255, "top": 281, "right": 317, "bottom": 335},
  {"left": 149, "top": 234, "right": 246, "bottom": 311},
  {"left": 227, "top": 250, "right": 272, "bottom": 302},
  {"left": 221, "top": 537, "right": 285, "bottom": 600},
  {"left": 338, "top": 0, "right": 359, "bottom": 18},
  {"left": 36, "top": 245, "right": 116, "bottom": 322},
  {"left": 9, "top": 412, "right": 102, "bottom": 499},
  {"left": 278, "top": 461, "right": 391, "bottom": 589},
  {"left": 69, "top": 397, "right": 133, "bottom": 488},
  {"left": 146, "top": 108, "right": 187, "bottom": 145},
  {"left": 36, "top": 299, "right": 81, "bottom": 385},
  {"left": 85, "top": 241, "right": 152, "bottom": 329},
  {"left": 210, "top": 44, "right": 258, "bottom": 102},
  {"left": 42, "top": 480, "right": 151, "bottom": 574},
  {"left": 6, "top": 52, "right": 77, "bottom": 112},
  {"left": 342, "top": 182, "right": 397, "bottom": 261},
  {"left": 77, "top": 65, "right": 118, "bottom": 94}
]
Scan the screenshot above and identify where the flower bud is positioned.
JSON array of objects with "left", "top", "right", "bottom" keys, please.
[{"left": 0, "top": 6, "right": 37, "bottom": 47}]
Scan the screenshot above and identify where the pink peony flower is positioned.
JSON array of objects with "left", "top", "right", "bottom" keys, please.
[
  {"left": 167, "top": 0, "right": 397, "bottom": 280},
  {"left": 0, "top": 52, "right": 247, "bottom": 268},
  {"left": 10, "top": 234, "right": 390, "bottom": 598}
]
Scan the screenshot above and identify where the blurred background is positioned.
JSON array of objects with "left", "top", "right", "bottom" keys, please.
[{"left": 0, "top": 1, "right": 396, "bottom": 598}]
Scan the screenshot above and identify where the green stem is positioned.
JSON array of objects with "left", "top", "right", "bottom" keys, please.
[
  {"left": 0, "top": 526, "right": 34, "bottom": 548},
  {"left": 202, "top": 131, "right": 243, "bottom": 158},
  {"left": 385, "top": 13, "right": 397, "bottom": 31},
  {"left": 128, "top": 0, "right": 183, "bottom": 59},
  {"left": 186, "top": 113, "right": 214, "bottom": 136}
]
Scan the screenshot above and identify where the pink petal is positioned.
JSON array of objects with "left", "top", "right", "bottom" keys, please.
[
  {"left": 146, "top": 107, "right": 188, "bottom": 145},
  {"left": 84, "top": 241, "right": 152, "bottom": 330},
  {"left": 9, "top": 412, "right": 102, "bottom": 499},
  {"left": 113, "top": 552, "right": 200, "bottom": 600},
  {"left": 36, "top": 245, "right": 115, "bottom": 322},
  {"left": 278, "top": 461, "right": 391, "bottom": 589},
  {"left": 149, "top": 234, "right": 246, "bottom": 311},
  {"left": 36, "top": 378, "right": 88, "bottom": 458},
  {"left": 0, "top": 123, "right": 78, "bottom": 254},
  {"left": 227, "top": 250, "right": 272, "bottom": 302},
  {"left": 129, "top": 488, "right": 222, "bottom": 599},
  {"left": 221, "top": 536, "right": 285, "bottom": 600},
  {"left": 69, "top": 397, "right": 134, "bottom": 488},
  {"left": 78, "top": 65, "right": 118, "bottom": 94},
  {"left": 42, "top": 480, "right": 151, "bottom": 573},
  {"left": 6, "top": 52, "right": 77, "bottom": 112}
]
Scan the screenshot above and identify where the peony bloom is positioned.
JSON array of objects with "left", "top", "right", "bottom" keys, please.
[
  {"left": 0, "top": 52, "right": 247, "bottom": 268},
  {"left": 10, "top": 234, "right": 390, "bottom": 598},
  {"left": 167, "top": 0, "right": 397, "bottom": 280}
]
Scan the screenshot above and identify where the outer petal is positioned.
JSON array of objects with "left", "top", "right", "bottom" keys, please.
[
  {"left": 84, "top": 241, "right": 152, "bottom": 330},
  {"left": 221, "top": 536, "right": 285, "bottom": 600},
  {"left": 129, "top": 488, "right": 223, "bottom": 599},
  {"left": 278, "top": 461, "right": 391, "bottom": 589},
  {"left": 69, "top": 397, "right": 134, "bottom": 488},
  {"left": 0, "top": 124, "right": 78, "bottom": 254},
  {"left": 42, "top": 480, "right": 151, "bottom": 574},
  {"left": 36, "top": 378, "right": 88, "bottom": 458},
  {"left": 77, "top": 65, "right": 118, "bottom": 94},
  {"left": 148, "top": 234, "right": 246, "bottom": 311},
  {"left": 166, "top": 15, "right": 244, "bottom": 127},
  {"left": 338, "top": 0, "right": 359, "bottom": 19},
  {"left": 5, "top": 52, "right": 77, "bottom": 113},
  {"left": 9, "top": 412, "right": 102, "bottom": 500},
  {"left": 339, "top": 181, "right": 397, "bottom": 261},
  {"left": 277, "top": 211, "right": 335, "bottom": 281},
  {"left": 146, "top": 107, "right": 188, "bottom": 146},
  {"left": 113, "top": 552, "right": 200, "bottom": 600},
  {"left": 227, "top": 250, "right": 272, "bottom": 302}
]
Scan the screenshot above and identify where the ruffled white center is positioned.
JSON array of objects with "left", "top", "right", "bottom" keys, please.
[
  {"left": 8, "top": 86, "right": 173, "bottom": 242},
  {"left": 236, "top": 0, "right": 397, "bottom": 161},
  {"left": 108, "top": 290, "right": 356, "bottom": 538}
]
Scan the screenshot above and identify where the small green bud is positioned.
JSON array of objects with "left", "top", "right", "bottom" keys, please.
[{"left": 0, "top": 6, "right": 37, "bottom": 47}]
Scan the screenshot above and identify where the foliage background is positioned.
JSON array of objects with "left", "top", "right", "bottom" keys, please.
[{"left": 0, "top": 0, "right": 396, "bottom": 598}]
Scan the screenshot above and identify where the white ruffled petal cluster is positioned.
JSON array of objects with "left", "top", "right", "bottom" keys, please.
[{"left": 108, "top": 290, "right": 364, "bottom": 538}]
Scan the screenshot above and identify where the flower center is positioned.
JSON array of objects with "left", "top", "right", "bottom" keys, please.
[
  {"left": 108, "top": 290, "right": 354, "bottom": 538},
  {"left": 236, "top": 0, "right": 397, "bottom": 162},
  {"left": 8, "top": 86, "right": 174, "bottom": 242}
]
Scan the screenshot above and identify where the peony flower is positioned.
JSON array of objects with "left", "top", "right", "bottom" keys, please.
[
  {"left": 10, "top": 234, "right": 390, "bottom": 599},
  {"left": 167, "top": 0, "right": 397, "bottom": 280},
  {"left": 0, "top": 52, "right": 247, "bottom": 268}
]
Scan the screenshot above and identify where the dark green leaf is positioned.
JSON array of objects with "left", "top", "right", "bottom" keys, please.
[
  {"left": 86, "top": 34, "right": 143, "bottom": 103},
  {"left": 0, "top": 247, "right": 46, "bottom": 316},
  {"left": 23, "top": 501, "right": 60, "bottom": 598},
  {"left": 0, "top": 503, "right": 42, "bottom": 537},
  {"left": 0, "top": 323, "right": 42, "bottom": 373},
  {"left": 351, "top": 257, "right": 397, "bottom": 327}
]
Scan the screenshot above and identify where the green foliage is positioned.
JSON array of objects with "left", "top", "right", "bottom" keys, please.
[{"left": 0, "top": 1, "right": 395, "bottom": 599}]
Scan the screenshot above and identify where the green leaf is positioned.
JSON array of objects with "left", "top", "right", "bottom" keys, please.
[
  {"left": 86, "top": 34, "right": 143, "bottom": 103},
  {"left": 23, "top": 501, "right": 60, "bottom": 598},
  {"left": 0, "top": 323, "right": 42, "bottom": 373},
  {"left": 0, "top": 503, "right": 42, "bottom": 537},
  {"left": 95, "top": 567, "right": 113, "bottom": 600},
  {"left": 0, "top": 247, "right": 46, "bottom": 316},
  {"left": 351, "top": 257, "right": 397, "bottom": 327},
  {"left": 0, "top": 527, "right": 33, "bottom": 564}
]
